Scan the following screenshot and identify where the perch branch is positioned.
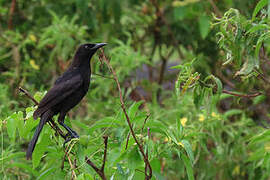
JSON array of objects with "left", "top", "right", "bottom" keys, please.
[
  {"left": 18, "top": 87, "right": 65, "bottom": 138},
  {"left": 19, "top": 87, "right": 110, "bottom": 179}
]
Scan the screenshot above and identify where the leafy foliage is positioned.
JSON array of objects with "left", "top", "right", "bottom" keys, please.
[{"left": 1, "top": 0, "right": 270, "bottom": 179}]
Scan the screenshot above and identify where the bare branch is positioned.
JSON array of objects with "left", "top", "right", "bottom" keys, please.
[
  {"left": 8, "top": 0, "right": 16, "bottom": 29},
  {"left": 85, "top": 136, "right": 108, "bottom": 180},
  {"left": 99, "top": 49, "right": 152, "bottom": 180},
  {"left": 101, "top": 136, "right": 108, "bottom": 172},
  {"left": 141, "top": 115, "right": 150, "bottom": 133},
  {"left": 19, "top": 87, "right": 39, "bottom": 105},
  {"left": 198, "top": 80, "right": 262, "bottom": 98},
  {"left": 222, "top": 90, "right": 262, "bottom": 98}
]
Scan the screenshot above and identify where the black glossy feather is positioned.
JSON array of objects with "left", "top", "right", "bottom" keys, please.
[{"left": 27, "top": 43, "right": 106, "bottom": 159}]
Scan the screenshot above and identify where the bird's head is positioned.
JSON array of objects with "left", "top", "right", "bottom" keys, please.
[
  {"left": 77, "top": 43, "right": 107, "bottom": 57},
  {"left": 73, "top": 43, "right": 107, "bottom": 67}
]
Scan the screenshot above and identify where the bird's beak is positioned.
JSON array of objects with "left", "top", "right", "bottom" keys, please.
[{"left": 92, "top": 43, "right": 107, "bottom": 50}]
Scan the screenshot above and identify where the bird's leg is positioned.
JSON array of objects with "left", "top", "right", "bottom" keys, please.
[{"left": 58, "top": 112, "right": 79, "bottom": 143}]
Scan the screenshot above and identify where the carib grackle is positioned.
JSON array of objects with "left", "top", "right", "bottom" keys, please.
[{"left": 26, "top": 43, "right": 106, "bottom": 159}]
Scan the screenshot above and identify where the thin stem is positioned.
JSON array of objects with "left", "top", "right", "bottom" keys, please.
[
  {"left": 85, "top": 136, "right": 108, "bottom": 180},
  {"left": 222, "top": 90, "right": 262, "bottom": 98},
  {"left": 8, "top": 0, "right": 16, "bottom": 29},
  {"left": 99, "top": 49, "right": 152, "bottom": 180}
]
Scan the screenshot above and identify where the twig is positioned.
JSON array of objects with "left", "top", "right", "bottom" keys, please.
[
  {"left": 215, "top": 67, "right": 235, "bottom": 88},
  {"left": 92, "top": 73, "right": 114, "bottom": 80},
  {"left": 145, "top": 127, "right": 150, "bottom": 177},
  {"left": 19, "top": 87, "right": 39, "bottom": 105},
  {"left": 198, "top": 80, "right": 262, "bottom": 98},
  {"left": 99, "top": 49, "right": 152, "bottom": 180},
  {"left": 48, "top": 119, "right": 66, "bottom": 139},
  {"left": 135, "top": 169, "right": 147, "bottom": 174},
  {"left": 8, "top": 0, "right": 16, "bottom": 30},
  {"left": 141, "top": 115, "right": 150, "bottom": 133},
  {"left": 125, "top": 127, "right": 132, "bottom": 150},
  {"left": 64, "top": 147, "right": 77, "bottom": 179},
  {"left": 18, "top": 87, "right": 65, "bottom": 138},
  {"left": 148, "top": 43, "right": 157, "bottom": 82},
  {"left": 208, "top": 0, "right": 222, "bottom": 17},
  {"left": 222, "top": 90, "right": 262, "bottom": 98},
  {"left": 85, "top": 136, "right": 108, "bottom": 180},
  {"left": 157, "top": 46, "right": 174, "bottom": 101},
  {"left": 101, "top": 136, "right": 108, "bottom": 172},
  {"left": 61, "top": 140, "right": 77, "bottom": 170}
]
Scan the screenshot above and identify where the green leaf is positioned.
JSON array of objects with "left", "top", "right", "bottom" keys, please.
[
  {"left": 6, "top": 113, "right": 18, "bottom": 142},
  {"left": 37, "top": 167, "right": 57, "bottom": 180},
  {"left": 235, "top": 56, "right": 257, "bottom": 76},
  {"left": 7, "top": 162, "right": 39, "bottom": 177},
  {"left": 181, "top": 140, "right": 195, "bottom": 164},
  {"left": 128, "top": 101, "right": 143, "bottom": 120},
  {"left": 34, "top": 91, "right": 46, "bottom": 103},
  {"left": 224, "top": 109, "right": 242, "bottom": 118},
  {"left": 32, "top": 131, "right": 51, "bottom": 168},
  {"left": 127, "top": 148, "right": 143, "bottom": 170},
  {"left": 204, "top": 75, "right": 223, "bottom": 95},
  {"left": 255, "top": 32, "right": 270, "bottom": 59},
  {"left": 181, "top": 153, "right": 195, "bottom": 180},
  {"left": 174, "top": 7, "right": 187, "bottom": 21},
  {"left": 16, "top": 111, "right": 24, "bottom": 137},
  {"left": 212, "top": 76, "right": 223, "bottom": 95},
  {"left": 150, "top": 159, "right": 161, "bottom": 172},
  {"left": 199, "top": 15, "right": 210, "bottom": 39},
  {"left": 193, "top": 86, "right": 204, "bottom": 109},
  {"left": 171, "top": 64, "right": 183, "bottom": 69},
  {"left": 88, "top": 117, "right": 119, "bottom": 134},
  {"left": 249, "top": 130, "right": 270, "bottom": 145},
  {"left": 246, "top": 24, "right": 268, "bottom": 34},
  {"left": 1, "top": 152, "right": 25, "bottom": 164},
  {"left": 253, "top": 95, "right": 266, "bottom": 105},
  {"left": 77, "top": 173, "right": 94, "bottom": 180},
  {"left": 252, "top": 0, "right": 268, "bottom": 21}
]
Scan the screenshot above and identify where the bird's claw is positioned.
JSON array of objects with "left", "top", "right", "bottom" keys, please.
[{"left": 63, "top": 131, "right": 79, "bottom": 148}]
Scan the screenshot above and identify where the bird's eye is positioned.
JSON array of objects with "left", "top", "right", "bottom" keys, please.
[{"left": 84, "top": 45, "right": 89, "bottom": 49}]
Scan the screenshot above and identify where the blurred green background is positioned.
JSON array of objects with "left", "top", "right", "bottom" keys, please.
[{"left": 1, "top": 0, "right": 270, "bottom": 179}]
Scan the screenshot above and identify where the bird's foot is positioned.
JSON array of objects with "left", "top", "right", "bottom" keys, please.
[{"left": 63, "top": 132, "right": 79, "bottom": 148}]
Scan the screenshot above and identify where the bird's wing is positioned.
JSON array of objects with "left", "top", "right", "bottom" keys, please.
[{"left": 33, "top": 73, "right": 83, "bottom": 119}]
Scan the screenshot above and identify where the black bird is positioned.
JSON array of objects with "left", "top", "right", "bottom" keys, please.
[{"left": 26, "top": 43, "right": 106, "bottom": 159}]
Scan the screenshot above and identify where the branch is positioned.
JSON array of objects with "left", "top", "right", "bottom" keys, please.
[
  {"left": 85, "top": 136, "right": 108, "bottom": 180},
  {"left": 19, "top": 87, "right": 39, "bottom": 105},
  {"left": 157, "top": 46, "right": 174, "bottom": 101},
  {"left": 198, "top": 80, "right": 262, "bottom": 98},
  {"left": 99, "top": 49, "right": 152, "bottom": 180},
  {"left": 207, "top": 0, "right": 222, "bottom": 17},
  {"left": 222, "top": 90, "right": 262, "bottom": 98},
  {"left": 64, "top": 147, "right": 77, "bottom": 179},
  {"left": 8, "top": 0, "right": 16, "bottom": 30},
  {"left": 19, "top": 87, "right": 110, "bottom": 179},
  {"left": 18, "top": 87, "right": 65, "bottom": 138}
]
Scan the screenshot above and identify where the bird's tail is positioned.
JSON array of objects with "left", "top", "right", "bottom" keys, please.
[{"left": 26, "top": 110, "right": 52, "bottom": 159}]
